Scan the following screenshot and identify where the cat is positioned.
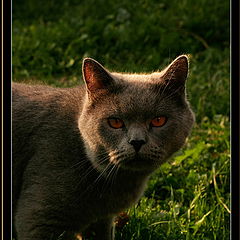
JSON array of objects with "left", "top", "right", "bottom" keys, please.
[{"left": 12, "top": 55, "right": 195, "bottom": 240}]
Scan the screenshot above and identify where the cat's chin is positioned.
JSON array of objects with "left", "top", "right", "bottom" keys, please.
[{"left": 118, "top": 154, "right": 159, "bottom": 172}]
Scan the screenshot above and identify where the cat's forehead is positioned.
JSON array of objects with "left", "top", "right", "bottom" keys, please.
[
  {"left": 113, "top": 72, "right": 170, "bottom": 100},
  {"left": 95, "top": 82, "right": 173, "bottom": 119},
  {"left": 112, "top": 72, "right": 164, "bottom": 83},
  {"left": 111, "top": 72, "right": 166, "bottom": 97}
]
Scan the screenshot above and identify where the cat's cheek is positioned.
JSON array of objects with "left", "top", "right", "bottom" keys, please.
[
  {"left": 148, "top": 127, "right": 186, "bottom": 160},
  {"left": 98, "top": 125, "right": 126, "bottom": 148},
  {"left": 166, "top": 132, "right": 189, "bottom": 157},
  {"left": 78, "top": 116, "right": 103, "bottom": 148}
]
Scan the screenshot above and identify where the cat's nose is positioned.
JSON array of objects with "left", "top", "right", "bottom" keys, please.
[{"left": 129, "top": 139, "right": 146, "bottom": 152}]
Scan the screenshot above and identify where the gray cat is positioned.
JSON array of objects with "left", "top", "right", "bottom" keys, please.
[{"left": 12, "top": 55, "right": 195, "bottom": 240}]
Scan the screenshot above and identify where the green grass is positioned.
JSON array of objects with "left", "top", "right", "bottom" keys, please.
[{"left": 13, "top": 0, "right": 230, "bottom": 239}]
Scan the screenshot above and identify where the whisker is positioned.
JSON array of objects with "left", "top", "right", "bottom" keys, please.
[
  {"left": 110, "top": 164, "right": 120, "bottom": 193},
  {"left": 74, "top": 156, "right": 109, "bottom": 188},
  {"left": 75, "top": 161, "right": 114, "bottom": 200},
  {"left": 70, "top": 159, "right": 89, "bottom": 169},
  {"left": 93, "top": 162, "right": 113, "bottom": 185},
  {"left": 101, "top": 164, "right": 118, "bottom": 195}
]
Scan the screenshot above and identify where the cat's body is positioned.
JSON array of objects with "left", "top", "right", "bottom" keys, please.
[{"left": 13, "top": 56, "right": 195, "bottom": 240}]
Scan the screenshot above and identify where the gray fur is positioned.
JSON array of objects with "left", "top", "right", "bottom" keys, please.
[{"left": 13, "top": 56, "right": 195, "bottom": 240}]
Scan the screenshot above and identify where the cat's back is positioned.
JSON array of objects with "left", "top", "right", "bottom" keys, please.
[
  {"left": 12, "top": 82, "right": 81, "bottom": 107},
  {"left": 12, "top": 82, "right": 84, "bottom": 123},
  {"left": 12, "top": 82, "right": 85, "bottom": 158},
  {"left": 12, "top": 82, "right": 66, "bottom": 112},
  {"left": 12, "top": 82, "right": 60, "bottom": 142}
]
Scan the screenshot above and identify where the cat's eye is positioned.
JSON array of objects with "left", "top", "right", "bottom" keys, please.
[
  {"left": 150, "top": 116, "right": 167, "bottom": 127},
  {"left": 108, "top": 118, "right": 125, "bottom": 129}
]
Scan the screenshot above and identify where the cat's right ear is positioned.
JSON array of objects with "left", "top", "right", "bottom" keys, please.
[{"left": 82, "top": 58, "right": 114, "bottom": 94}]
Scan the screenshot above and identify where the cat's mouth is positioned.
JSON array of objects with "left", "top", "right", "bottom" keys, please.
[{"left": 105, "top": 148, "right": 163, "bottom": 172}]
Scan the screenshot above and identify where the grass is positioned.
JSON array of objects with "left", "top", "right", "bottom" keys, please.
[{"left": 13, "top": 0, "right": 230, "bottom": 239}]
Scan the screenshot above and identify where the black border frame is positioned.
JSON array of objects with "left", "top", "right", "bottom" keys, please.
[
  {"left": 2, "top": 0, "right": 239, "bottom": 239},
  {"left": 230, "top": 0, "right": 240, "bottom": 239},
  {"left": 2, "top": 0, "right": 12, "bottom": 239}
]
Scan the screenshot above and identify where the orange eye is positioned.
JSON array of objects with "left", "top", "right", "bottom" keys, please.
[
  {"left": 108, "top": 118, "right": 124, "bottom": 129},
  {"left": 151, "top": 116, "right": 167, "bottom": 127}
]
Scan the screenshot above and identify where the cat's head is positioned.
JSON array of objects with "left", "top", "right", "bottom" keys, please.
[{"left": 78, "top": 56, "right": 195, "bottom": 173}]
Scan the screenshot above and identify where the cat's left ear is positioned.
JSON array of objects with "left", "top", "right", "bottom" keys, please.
[
  {"left": 82, "top": 58, "right": 114, "bottom": 94},
  {"left": 161, "top": 55, "right": 189, "bottom": 85}
]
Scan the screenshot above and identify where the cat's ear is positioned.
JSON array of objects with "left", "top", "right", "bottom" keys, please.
[
  {"left": 82, "top": 58, "right": 114, "bottom": 93},
  {"left": 161, "top": 55, "right": 189, "bottom": 85}
]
